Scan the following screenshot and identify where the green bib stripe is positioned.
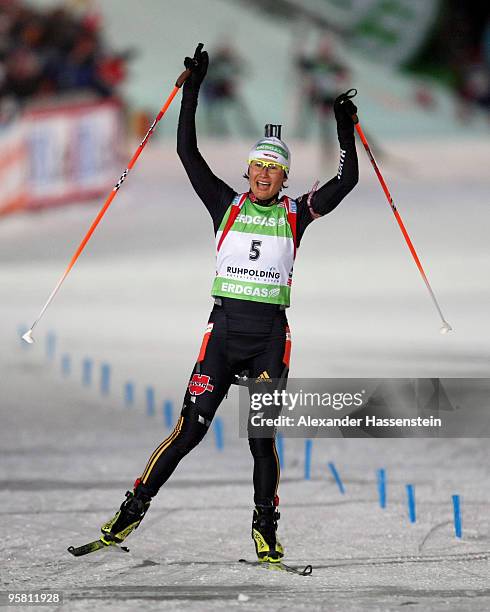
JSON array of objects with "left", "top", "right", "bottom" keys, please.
[{"left": 213, "top": 278, "right": 291, "bottom": 305}]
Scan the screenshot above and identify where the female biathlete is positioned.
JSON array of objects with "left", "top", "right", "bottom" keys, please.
[{"left": 100, "top": 44, "right": 359, "bottom": 563}]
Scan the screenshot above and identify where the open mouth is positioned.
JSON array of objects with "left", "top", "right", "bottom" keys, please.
[{"left": 257, "top": 181, "right": 271, "bottom": 188}]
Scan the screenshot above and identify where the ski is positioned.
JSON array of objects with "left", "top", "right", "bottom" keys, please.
[
  {"left": 238, "top": 558, "right": 312, "bottom": 576},
  {"left": 67, "top": 538, "right": 130, "bottom": 557}
]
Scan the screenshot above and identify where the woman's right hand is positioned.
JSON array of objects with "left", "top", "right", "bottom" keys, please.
[{"left": 184, "top": 43, "right": 209, "bottom": 89}]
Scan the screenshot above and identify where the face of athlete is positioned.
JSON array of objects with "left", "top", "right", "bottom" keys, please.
[{"left": 248, "top": 160, "right": 285, "bottom": 201}]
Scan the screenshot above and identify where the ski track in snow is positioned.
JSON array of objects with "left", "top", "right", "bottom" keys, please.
[{"left": 1, "top": 141, "right": 490, "bottom": 611}]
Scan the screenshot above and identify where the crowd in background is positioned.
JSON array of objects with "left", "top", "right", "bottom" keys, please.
[
  {"left": 199, "top": 6, "right": 490, "bottom": 139},
  {"left": 407, "top": 0, "right": 490, "bottom": 122},
  {"left": 0, "top": 0, "right": 130, "bottom": 112},
  {"left": 0, "top": 0, "right": 487, "bottom": 129},
  {"left": 201, "top": 43, "right": 256, "bottom": 137},
  {"left": 450, "top": 14, "right": 490, "bottom": 121}
]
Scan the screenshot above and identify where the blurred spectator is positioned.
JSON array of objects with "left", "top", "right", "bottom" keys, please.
[
  {"left": 201, "top": 42, "right": 256, "bottom": 137},
  {"left": 451, "top": 10, "right": 490, "bottom": 123},
  {"left": 296, "top": 33, "right": 350, "bottom": 157},
  {"left": 406, "top": 1, "right": 489, "bottom": 124},
  {"left": 0, "top": 0, "right": 130, "bottom": 111}
]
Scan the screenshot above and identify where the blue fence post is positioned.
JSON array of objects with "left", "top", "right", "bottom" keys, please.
[
  {"left": 124, "top": 382, "right": 134, "bottom": 408},
  {"left": 82, "top": 358, "right": 93, "bottom": 387},
  {"left": 377, "top": 468, "right": 386, "bottom": 508},
  {"left": 163, "top": 400, "right": 173, "bottom": 428},
  {"left": 61, "top": 353, "right": 71, "bottom": 377},
  {"left": 328, "top": 462, "right": 345, "bottom": 494},
  {"left": 213, "top": 417, "right": 224, "bottom": 451},
  {"left": 452, "top": 494, "right": 462, "bottom": 538},
  {"left": 406, "top": 484, "right": 416, "bottom": 523},
  {"left": 100, "top": 363, "right": 111, "bottom": 396},
  {"left": 146, "top": 386, "right": 155, "bottom": 417},
  {"left": 276, "top": 432, "right": 284, "bottom": 469},
  {"left": 304, "top": 439, "right": 312, "bottom": 480},
  {"left": 46, "top": 331, "right": 56, "bottom": 361}
]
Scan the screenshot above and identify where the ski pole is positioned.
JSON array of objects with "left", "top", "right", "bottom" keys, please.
[
  {"left": 22, "top": 67, "right": 192, "bottom": 344},
  {"left": 345, "top": 89, "right": 452, "bottom": 334}
]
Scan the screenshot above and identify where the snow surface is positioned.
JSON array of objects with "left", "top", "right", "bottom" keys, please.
[{"left": 1, "top": 139, "right": 490, "bottom": 611}]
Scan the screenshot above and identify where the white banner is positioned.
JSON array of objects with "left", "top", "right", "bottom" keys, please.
[
  {"left": 0, "top": 122, "right": 28, "bottom": 215},
  {"left": 22, "top": 99, "right": 122, "bottom": 208}
]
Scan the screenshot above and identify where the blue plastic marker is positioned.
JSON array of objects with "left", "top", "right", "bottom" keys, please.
[
  {"left": 214, "top": 417, "right": 224, "bottom": 451},
  {"left": 304, "top": 439, "right": 312, "bottom": 480},
  {"left": 406, "top": 484, "right": 416, "bottom": 523},
  {"left": 61, "top": 354, "right": 71, "bottom": 377},
  {"left": 452, "top": 494, "right": 462, "bottom": 538},
  {"left": 328, "top": 462, "right": 345, "bottom": 494},
  {"left": 377, "top": 468, "right": 386, "bottom": 508},
  {"left": 82, "top": 358, "right": 93, "bottom": 387},
  {"left": 146, "top": 386, "right": 155, "bottom": 417},
  {"left": 46, "top": 331, "right": 56, "bottom": 360},
  {"left": 124, "top": 382, "right": 134, "bottom": 408},
  {"left": 276, "top": 433, "right": 284, "bottom": 469},
  {"left": 100, "top": 363, "right": 111, "bottom": 396},
  {"left": 163, "top": 400, "right": 173, "bottom": 428}
]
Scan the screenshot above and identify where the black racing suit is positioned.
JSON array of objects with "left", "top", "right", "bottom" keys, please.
[{"left": 137, "top": 80, "right": 359, "bottom": 507}]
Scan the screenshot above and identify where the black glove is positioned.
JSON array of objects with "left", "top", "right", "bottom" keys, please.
[
  {"left": 184, "top": 43, "right": 209, "bottom": 90},
  {"left": 333, "top": 90, "right": 358, "bottom": 141}
]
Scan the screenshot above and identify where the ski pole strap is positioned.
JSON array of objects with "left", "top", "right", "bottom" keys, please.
[
  {"left": 342, "top": 88, "right": 359, "bottom": 124},
  {"left": 344, "top": 88, "right": 357, "bottom": 99}
]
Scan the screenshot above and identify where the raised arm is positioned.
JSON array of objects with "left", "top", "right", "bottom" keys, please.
[
  {"left": 176, "top": 44, "right": 235, "bottom": 232},
  {"left": 296, "top": 92, "right": 359, "bottom": 243}
]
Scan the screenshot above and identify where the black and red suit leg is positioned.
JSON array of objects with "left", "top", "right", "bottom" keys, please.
[
  {"left": 138, "top": 308, "right": 233, "bottom": 497},
  {"left": 247, "top": 317, "right": 292, "bottom": 508}
]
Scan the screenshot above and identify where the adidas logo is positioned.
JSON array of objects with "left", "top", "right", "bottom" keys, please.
[{"left": 255, "top": 371, "right": 272, "bottom": 383}]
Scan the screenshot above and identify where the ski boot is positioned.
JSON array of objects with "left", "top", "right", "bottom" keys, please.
[
  {"left": 100, "top": 480, "right": 151, "bottom": 544},
  {"left": 252, "top": 504, "right": 284, "bottom": 562}
]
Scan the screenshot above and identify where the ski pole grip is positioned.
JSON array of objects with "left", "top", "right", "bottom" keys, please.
[
  {"left": 343, "top": 89, "right": 359, "bottom": 124},
  {"left": 175, "top": 69, "right": 192, "bottom": 88}
]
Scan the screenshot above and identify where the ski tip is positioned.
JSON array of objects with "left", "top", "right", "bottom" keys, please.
[
  {"left": 239, "top": 558, "right": 313, "bottom": 576},
  {"left": 67, "top": 539, "right": 129, "bottom": 557}
]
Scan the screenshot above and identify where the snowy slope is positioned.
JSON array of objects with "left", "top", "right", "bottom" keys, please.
[{"left": 1, "top": 136, "right": 490, "bottom": 609}]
